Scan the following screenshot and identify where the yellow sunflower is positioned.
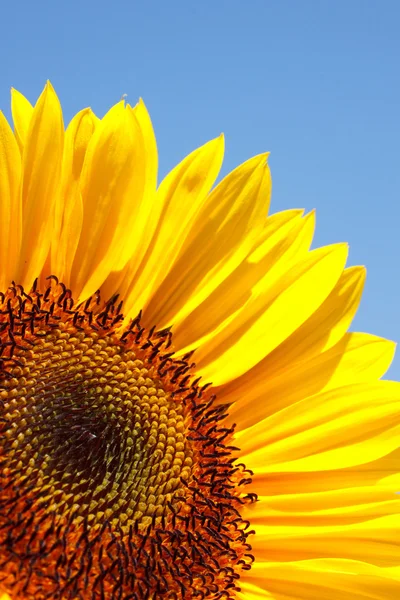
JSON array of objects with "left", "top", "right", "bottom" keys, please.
[{"left": 0, "top": 81, "right": 399, "bottom": 600}]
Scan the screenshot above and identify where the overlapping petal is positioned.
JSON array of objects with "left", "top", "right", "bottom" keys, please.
[
  {"left": 119, "top": 135, "right": 224, "bottom": 319},
  {"left": 237, "top": 381, "right": 400, "bottom": 471},
  {"left": 141, "top": 154, "right": 271, "bottom": 328},
  {"left": 169, "top": 209, "right": 313, "bottom": 356},
  {"left": 68, "top": 101, "right": 149, "bottom": 301},
  {"left": 222, "top": 332, "right": 395, "bottom": 430},
  {"left": 250, "top": 515, "right": 399, "bottom": 566},
  {"left": 239, "top": 560, "right": 400, "bottom": 600},
  {"left": 51, "top": 107, "right": 99, "bottom": 284},
  {"left": 252, "top": 448, "right": 400, "bottom": 496},
  {"left": 248, "top": 484, "right": 400, "bottom": 527},
  {"left": 195, "top": 242, "right": 348, "bottom": 384}
]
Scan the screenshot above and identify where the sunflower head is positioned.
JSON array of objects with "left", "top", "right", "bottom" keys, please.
[{"left": 0, "top": 82, "right": 399, "bottom": 600}]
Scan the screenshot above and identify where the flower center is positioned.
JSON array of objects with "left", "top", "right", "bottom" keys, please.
[{"left": 0, "top": 280, "right": 255, "bottom": 600}]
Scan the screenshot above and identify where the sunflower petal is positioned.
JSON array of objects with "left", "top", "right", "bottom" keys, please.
[
  {"left": 238, "top": 381, "right": 400, "bottom": 472},
  {"left": 213, "top": 263, "right": 366, "bottom": 411},
  {"left": 15, "top": 82, "right": 64, "bottom": 289},
  {"left": 246, "top": 483, "right": 400, "bottom": 526},
  {"left": 242, "top": 559, "right": 400, "bottom": 600},
  {"left": 236, "top": 583, "right": 273, "bottom": 600},
  {"left": 110, "top": 101, "right": 158, "bottom": 271},
  {"left": 0, "top": 110, "right": 21, "bottom": 289},
  {"left": 142, "top": 154, "right": 271, "bottom": 328},
  {"left": 70, "top": 101, "right": 149, "bottom": 301},
  {"left": 259, "top": 265, "right": 366, "bottom": 374},
  {"left": 250, "top": 515, "right": 400, "bottom": 566},
  {"left": 171, "top": 210, "right": 314, "bottom": 355},
  {"left": 51, "top": 108, "right": 98, "bottom": 284},
  {"left": 195, "top": 242, "right": 348, "bottom": 385},
  {"left": 253, "top": 448, "right": 400, "bottom": 496},
  {"left": 121, "top": 135, "right": 224, "bottom": 318},
  {"left": 223, "top": 332, "right": 396, "bottom": 430},
  {"left": 11, "top": 88, "right": 34, "bottom": 152}
]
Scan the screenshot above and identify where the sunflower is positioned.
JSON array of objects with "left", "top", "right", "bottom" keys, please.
[{"left": 0, "top": 81, "right": 399, "bottom": 600}]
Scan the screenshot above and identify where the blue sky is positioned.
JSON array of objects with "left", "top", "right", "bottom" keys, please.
[{"left": 1, "top": 0, "right": 399, "bottom": 378}]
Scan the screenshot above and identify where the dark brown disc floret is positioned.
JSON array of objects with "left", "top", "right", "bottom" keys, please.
[{"left": 0, "top": 279, "right": 256, "bottom": 600}]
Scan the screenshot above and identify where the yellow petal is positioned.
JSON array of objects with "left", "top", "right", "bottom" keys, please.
[
  {"left": 250, "top": 515, "right": 400, "bottom": 566},
  {"left": 242, "top": 559, "right": 400, "bottom": 600},
  {"left": 196, "top": 242, "right": 348, "bottom": 385},
  {"left": 142, "top": 153, "right": 271, "bottom": 328},
  {"left": 0, "top": 111, "right": 21, "bottom": 289},
  {"left": 70, "top": 101, "right": 148, "bottom": 302},
  {"left": 110, "top": 101, "right": 158, "bottom": 271},
  {"left": 11, "top": 87, "right": 34, "bottom": 152},
  {"left": 134, "top": 99, "right": 158, "bottom": 199},
  {"left": 258, "top": 265, "right": 366, "bottom": 375},
  {"left": 15, "top": 82, "right": 64, "bottom": 289},
  {"left": 236, "top": 583, "right": 273, "bottom": 600},
  {"left": 215, "top": 265, "right": 366, "bottom": 413},
  {"left": 51, "top": 107, "right": 98, "bottom": 284},
  {"left": 246, "top": 483, "right": 400, "bottom": 527},
  {"left": 171, "top": 210, "right": 314, "bottom": 355},
  {"left": 101, "top": 100, "right": 159, "bottom": 305},
  {"left": 99, "top": 101, "right": 158, "bottom": 304},
  {"left": 237, "top": 381, "right": 400, "bottom": 472},
  {"left": 223, "top": 332, "right": 396, "bottom": 431},
  {"left": 121, "top": 135, "right": 225, "bottom": 319},
  {"left": 252, "top": 448, "right": 400, "bottom": 496}
]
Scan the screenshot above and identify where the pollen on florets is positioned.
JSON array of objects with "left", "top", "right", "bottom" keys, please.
[{"left": 0, "top": 278, "right": 256, "bottom": 600}]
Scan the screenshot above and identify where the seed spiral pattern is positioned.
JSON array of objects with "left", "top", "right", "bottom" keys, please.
[{"left": 0, "top": 279, "right": 256, "bottom": 600}]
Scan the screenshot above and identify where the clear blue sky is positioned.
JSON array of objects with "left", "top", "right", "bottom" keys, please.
[{"left": 1, "top": 1, "right": 399, "bottom": 378}]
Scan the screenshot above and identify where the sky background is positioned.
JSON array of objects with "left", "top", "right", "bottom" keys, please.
[{"left": 0, "top": 0, "right": 399, "bottom": 378}]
